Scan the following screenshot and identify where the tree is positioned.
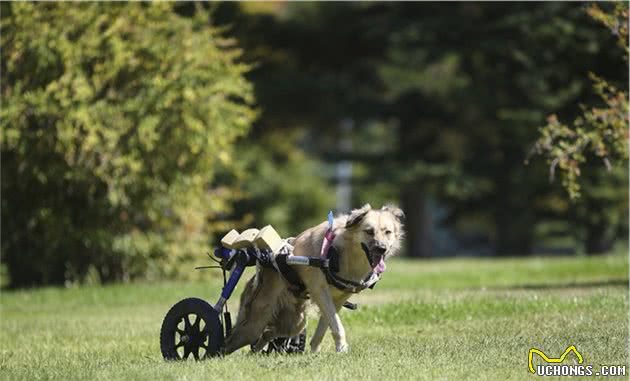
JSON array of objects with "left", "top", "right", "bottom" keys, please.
[
  {"left": 216, "top": 2, "right": 628, "bottom": 256},
  {"left": 532, "top": 3, "right": 628, "bottom": 200},
  {"left": 1, "top": 3, "right": 256, "bottom": 287},
  {"left": 528, "top": 3, "right": 629, "bottom": 254}
]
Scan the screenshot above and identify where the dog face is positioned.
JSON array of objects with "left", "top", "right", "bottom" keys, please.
[{"left": 345, "top": 204, "right": 404, "bottom": 265}]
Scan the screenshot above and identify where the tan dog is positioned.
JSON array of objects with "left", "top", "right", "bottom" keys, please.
[{"left": 224, "top": 204, "right": 404, "bottom": 353}]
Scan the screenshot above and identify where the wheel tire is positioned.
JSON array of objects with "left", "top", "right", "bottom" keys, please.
[
  {"left": 258, "top": 329, "right": 307, "bottom": 354},
  {"left": 160, "top": 297, "right": 224, "bottom": 360},
  {"left": 293, "top": 329, "right": 306, "bottom": 353}
]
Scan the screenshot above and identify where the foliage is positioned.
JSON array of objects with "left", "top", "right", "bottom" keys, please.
[
  {"left": 232, "top": 130, "right": 335, "bottom": 237},
  {"left": 587, "top": 2, "right": 629, "bottom": 55},
  {"left": 1, "top": 1, "right": 627, "bottom": 288},
  {"left": 1, "top": 3, "right": 256, "bottom": 287},
  {"left": 533, "top": 75, "right": 628, "bottom": 199},
  {"left": 223, "top": 2, "right": 628, "bottom": 256},
  {"left": 532, "top": 3, "right": 629, "bottom": 200}
]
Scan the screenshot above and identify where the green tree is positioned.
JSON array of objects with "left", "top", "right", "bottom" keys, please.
[
  {"left": 1, "top": 3, "right": 256, "bottom": 287},
  {"left": 231, "top": 130, "right": 335, "bottom": 237},
  {"left": 529, "top": 3, "right": 629, "bottom": 254},
  {"left": 532, "top": 3, "right": 628, "bottom": 200},
  {"left": 217, "top": 2, "right": 627, "bottom": 256},
  {"left": 378, "top": 3, "right": 623, "bottom": 256}
]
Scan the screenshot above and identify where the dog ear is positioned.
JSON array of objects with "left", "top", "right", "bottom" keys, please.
[
  {"left": 346, "top": 204, "right": 372, "bottom": 228},
  {"left": 382, "top": 205, "right": 405, "bottom": 222}
]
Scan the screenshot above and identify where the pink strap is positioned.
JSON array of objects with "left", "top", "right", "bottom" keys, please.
[{"left": 320, "top": 228, "right": 335, "bottom": 258}]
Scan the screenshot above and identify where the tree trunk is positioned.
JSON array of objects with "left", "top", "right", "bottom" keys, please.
[
  {"left": 402, "top": 187, "right": 433, "bottom": 257},
  {"left": 495, "top": 212, "right": 534, "bottom": 256},
  {"left": 584, "top": 223, "right": 614, "bottom": 255},
  {"left": 493, "top": 175, "right": 534, "bottom": 256}
]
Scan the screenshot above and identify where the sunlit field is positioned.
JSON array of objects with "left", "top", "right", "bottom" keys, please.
[{"left": 1, "top": 252, "right": 628, "bottom": 380}]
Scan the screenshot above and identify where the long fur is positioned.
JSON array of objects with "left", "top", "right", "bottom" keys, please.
[{"left": 223, "top": 204, "right": 405, "bottom": 354}]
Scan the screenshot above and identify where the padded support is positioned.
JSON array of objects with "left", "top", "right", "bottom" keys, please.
[
  {"left": 220, "top": 225, "right": 286, "bottom": 254},
  {"left": 230, "top": 228, "right": 260, "bottom": 249},
  {"left": 220, "top": 229, "right": 240, "bottom": 249},
  {"left": 255, "top": 225, "right": 284, "bottom": 254}
]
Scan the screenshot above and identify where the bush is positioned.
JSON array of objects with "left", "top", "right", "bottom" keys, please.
[{"left": 1, "top": 3, "right": 256, "bottom": 287}]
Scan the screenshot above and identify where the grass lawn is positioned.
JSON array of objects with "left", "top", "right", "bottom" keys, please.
[{"left": 1, "top": 252, "right": 628, "bottom": 380}]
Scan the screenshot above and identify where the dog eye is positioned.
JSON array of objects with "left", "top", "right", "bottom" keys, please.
[
  {"left": 364, "top": 228, "right": 374, "bottom": 236},
  {"left": 385, "top": 230, "right": 392, "bottom": 236}
]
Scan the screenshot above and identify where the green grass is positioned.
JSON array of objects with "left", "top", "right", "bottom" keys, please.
[{"left": 1, "top": 253, "right": 628, "bottom": 380}]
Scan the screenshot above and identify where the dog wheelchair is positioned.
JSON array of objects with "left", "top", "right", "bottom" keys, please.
[{"left": 159, "top": 223, "right": 359, "bottom": 360}]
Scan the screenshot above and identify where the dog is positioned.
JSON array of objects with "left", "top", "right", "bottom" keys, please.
[{"left": 223, "top": 204, "right": 405, "bottom": 353}]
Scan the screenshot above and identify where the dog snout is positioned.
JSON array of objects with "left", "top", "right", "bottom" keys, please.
[{"left": 373, "top": 242, "right": 386, "bottom": 255}]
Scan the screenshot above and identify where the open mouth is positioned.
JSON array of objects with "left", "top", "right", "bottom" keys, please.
[{"left": 361, "top": 243, "right": 386, "bottom": 273}]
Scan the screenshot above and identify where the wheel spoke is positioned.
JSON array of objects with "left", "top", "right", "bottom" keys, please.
[
  {"left": 192, "top": 315, "right": 200, "bottom": 332},
  {"left": 192, "top": 347, "right": 200, "bottom": 360},
  {"left": 176, "top": 328, "right": 185, "bottom": 335},
  {"left": 184, "top": 315, "right": 191, "bottom": 330},
  {"left": 175, "top": 340, "right": 184, "bottom": 349},
  {"left": 183, "top": 345, "right": 191, "bottom": 359}
]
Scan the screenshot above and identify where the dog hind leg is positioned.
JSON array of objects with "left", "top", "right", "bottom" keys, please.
[
  {"left": 253, "top": 296, "right": 307, "bottom": 352},
  {"left": 224, "top": 268, "right": 282, "bottom": 354}
]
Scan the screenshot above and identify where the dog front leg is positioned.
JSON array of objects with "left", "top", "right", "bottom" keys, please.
[
  {"left": 309, "top": 287, "right": 348, "bottom": 353},
  {"left": 311, "top": 296, "right": 349, "bottom": 353},
  {"left": 310, "top": 316, "right": 327, "bottom": 353}
]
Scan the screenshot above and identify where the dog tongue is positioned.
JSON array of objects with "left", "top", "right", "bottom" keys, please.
[{"left": 375, "top": 257, "right": 386, "bottom": 274}]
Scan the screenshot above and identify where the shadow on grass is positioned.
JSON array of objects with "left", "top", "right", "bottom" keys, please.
[{"left": 503, "top": 279, "right": 628, "bottom": 290}]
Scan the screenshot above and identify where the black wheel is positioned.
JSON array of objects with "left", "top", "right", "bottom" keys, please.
[
  {"left": 290, "top": 329, "right": 306, "bottom": 353},
  {"left": 160, "top": 297, "right": 224, "bottom": 360},
  {"left": 255, "top": 329, "right": 307, "bottom": 354}
]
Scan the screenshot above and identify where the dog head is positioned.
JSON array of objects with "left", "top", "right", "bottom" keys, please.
[{"left": 345, "top": 204, "right": 405, "bottom": 268}]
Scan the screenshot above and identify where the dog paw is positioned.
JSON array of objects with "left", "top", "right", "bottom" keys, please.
[
  {"left": 310, "top": 344, "right": 321, "bottom": 353},
  {"left": 336, "top": 343, "right": 349, "bottom": 353}
]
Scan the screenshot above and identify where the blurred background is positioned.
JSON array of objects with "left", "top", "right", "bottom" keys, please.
[{"left": 1, "top": 2, "right": 628, "bottom": 288}]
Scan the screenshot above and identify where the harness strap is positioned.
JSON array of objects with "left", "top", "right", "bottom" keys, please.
[
  {"left": 273, "top": 254, "right": 308, "bottom": 297},
  {"left": 324, "top": 267, "right": 369, "bottom": 293},
  {"left": 253, "top": 242, "right": 310, "bottom": 298},
  {"left": 323, "top": 246, "right": 381, "bottom": 293},
  {"left": 316, "top": 210, "right": 385, "bottom": 293},
  {"left": 264, "top": 210, "right": 385, "bottom": 295},
  {"left": 272, "top": 248, "right": 378, "bottom": 295},
  {"left": 320, "top": 211, "right": 336, "bottom": 258}
]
